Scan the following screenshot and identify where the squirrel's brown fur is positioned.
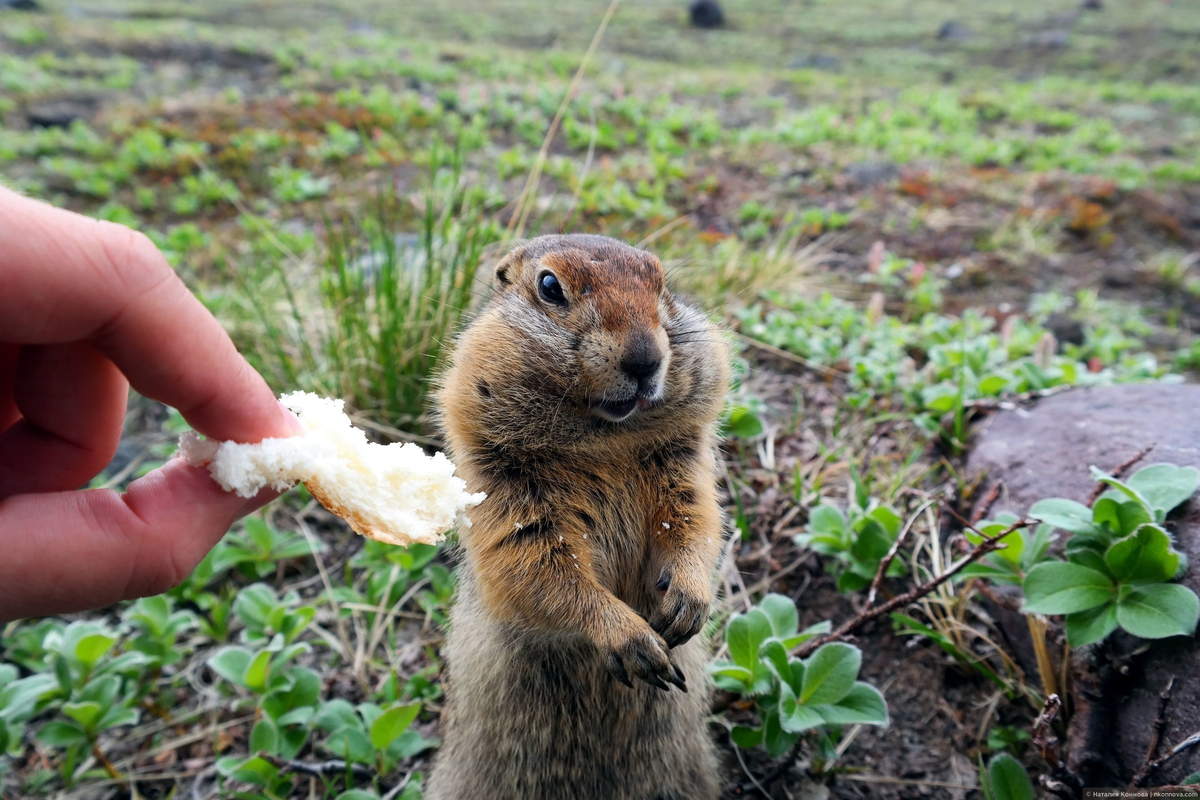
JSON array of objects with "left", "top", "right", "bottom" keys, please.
[{"left": 428, "top": 234, "right": 729, "bottom": 800}]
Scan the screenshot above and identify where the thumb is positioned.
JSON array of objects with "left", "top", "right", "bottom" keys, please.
[{"left": 0, "top": 458, "right": 266, "bottom": 622}]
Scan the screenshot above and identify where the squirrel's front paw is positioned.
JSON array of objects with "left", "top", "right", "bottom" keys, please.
[
  {"left": 601, "top": 616, "right": 688, "bottom": 692},
  {"left": 649, "top": 566, "right": 712, "bottom": 649}
]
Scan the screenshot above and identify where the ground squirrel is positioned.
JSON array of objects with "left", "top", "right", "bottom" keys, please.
[{"left": 428, "top": 234, "right": 729, "bottom": 800}]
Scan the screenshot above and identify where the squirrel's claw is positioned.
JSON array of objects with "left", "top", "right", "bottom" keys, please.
[
  {"left": 605, "top": 626, "right": 680, "bottom": 692},
  {"left": 605, "top": 652, "right": 634, "bottom": 688},
  {"left": 651, "top": 584, "right": 712, "bottom": 649}
]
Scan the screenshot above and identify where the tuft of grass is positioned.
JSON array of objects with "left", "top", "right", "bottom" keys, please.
[
  {"left": 321, "top": 154, "right": 500, "bottom": 432},
  {"left": 230, "top": 149, "right": 500, "bottom": 437}
]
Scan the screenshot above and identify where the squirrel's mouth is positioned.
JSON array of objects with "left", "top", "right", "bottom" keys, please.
[{"left": 589, "top": 394, "right": 658, "bottom": 422}]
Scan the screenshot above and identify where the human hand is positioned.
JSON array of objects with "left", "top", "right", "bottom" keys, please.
[{"left": 0, "top": 185, "right": 298, "bottom": 622}]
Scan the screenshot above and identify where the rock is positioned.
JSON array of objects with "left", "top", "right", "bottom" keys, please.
[
  {"left": 26, "top": 100, "right": 93, "bottom": 128},
  {"left": 688, "top": 0, "right": 724, "bottom": 29},
  {"left": 937, "top": 20, "right": 973, "bottom": 41},
  {"left": 967, "top": 383, "right": 1200, "bottom": 787},
  {"left": 1, "top": 0, "right": 40, "bottom": 10},
  {"left": 843, "top": 161, "right": 900, "bottom": 189}
]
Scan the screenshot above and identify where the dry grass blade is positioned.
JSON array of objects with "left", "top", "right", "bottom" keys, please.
[{"left": 505, "top": 0, "right": 621, "bottom": 241}]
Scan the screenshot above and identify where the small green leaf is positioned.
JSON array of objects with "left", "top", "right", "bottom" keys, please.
[
  {"left": 1116, "top": 584, "right": 1200, "bottom": 639},
  {"left": 250, "top": 717, "right": 279, "bottom": 754},
  {"left": 0, "top": 665, "right": 16, "bottom": 690},
  {"left": 807, "top": 505, "right": 846, "bottom": 540},
  {"left": 243, "top": 649, "right": 272, "bottom": 693},
  {"left": 315, "top": 699, "right": 361, "bottom": 733},
  {"left": 1090, "top": 466, "right": 1152, "bottom": 513},
  {"left": 1126, "top": 464, "right": 1200, "bottom": 519},
  {"left": 96, "top": 706, "right": 138, "bottom": 731},
  {"left": 244, "top": 517, "right": 276, "bottom": 553},
  {"left": 369, "top": 704, "right": 420, "bottom": 751},
  {"left": 1105, "top": 526, "right": 1179, "bottom": 583},
  {"left": 218, "top": 755, "right": 279, "bottom": 787},
  {"left": 985, "top": 753, "right": 1034, "bottom": 800},
  {"left": 1029, "top": 498, "right": 1098, "bottom": 534},
  {"left": 208, "top": 647, "right": 253, "bottom": 688},
  {"left": 867, "top": 506, "right": 902, "bottom": 538},
  {"left": 62, "top": 701, "right": 103, "bottom": 732},
  {"left": 1065, "top": 603, "right": 1119, "bottom": 647},
  {"left": 1066, "top": 545, "right": 1112, "bottom": 577},
  {"left": 73, "top": 633, "right": 117, "bottom": 669},
  {"left": 801, "top": 643, "right": 861, "bottom": 705},
  {"left": 336, "top": 791, "right": 382, "bottom": 800},
  {"left": 1022, "top": 562, "right": 1115, "bottom": 615},
  {"left": 762, "top": 710, "right": 799, "bottom": 759},
  {"left": 726, "top": 609, "right": 772, "bottom": 672},
  {"left": 759, "top": 640, "right": 789, "bottom": 682},
  {"left": 778, "top": 682, "right": 824, "bottom": 734},
  {"left": 1182, "top": 770, "right": 1200, "bottom": 786},
  {"left": 758, "top": 594, "right": 799, "bottom": 637},
  {"left": 779, "top": 620, "right": 831, "bottom": 650},
  {"left": 836, "top": 569, "right": 871, "bottom": 593},
  {"left": 812, "top": 682, "right": 889, "bottom": 726},
  {"left": 322, "top": 725, "right": 375, "bottom": 763},
  {"left": 1094, "top": 499, "right": 1152, "bottom": 537},
  {"left": 708, "top": 664, "right": 753, "bottom": 685},
  {"left": 850, "top": 520, "right": 892, "bottom": 562},
  {"left": 36, "top": 720, "right": 86, "bottom": 746},
  {"left": 0, "top": 674, "right": 57, "bottom": 723},
  {"left": 730, "top": 725, "right": 763, "bottom": 748}
]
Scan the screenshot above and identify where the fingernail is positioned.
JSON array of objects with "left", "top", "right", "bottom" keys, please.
[{"left": 279, "top": 402, "right": 305, "bottom": 436}]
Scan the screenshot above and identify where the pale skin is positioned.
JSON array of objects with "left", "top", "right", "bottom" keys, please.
[{"left": 0, "top": 185, "right": 299, "bottom": 623}]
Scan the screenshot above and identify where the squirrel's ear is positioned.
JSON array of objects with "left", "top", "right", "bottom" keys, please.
[{"left": 493, "top": 246, "right": 523, "bottom": 290}]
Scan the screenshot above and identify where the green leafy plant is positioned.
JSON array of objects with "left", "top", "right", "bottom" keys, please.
[
  {"left": 233, "top": 583, "right": 316, "bottom": 645},
  {"left": 980, "top": 753, "right": 1034, "bottom": 800},
  {"left": 1015, "top": 463, "right": 1200, "bottom": 646},
  {"left": 795, "top": 471, "right": 907, "bottom": 592},
  {"left": 122, "top": 595, "right": 197, "bottom": 667},
  {"left": 709, "top": 594, "right": 886, "bottom": 758},
  {"left": 212, "top": 516, "right": 322, "bottom": 579},
  {"left": 315, "top": 699, "right": 433, "bottom": 770}
]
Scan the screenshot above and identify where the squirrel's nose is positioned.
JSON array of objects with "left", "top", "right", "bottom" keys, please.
[{"left": 621, "top": 335, "right": 663, "bottom": 382}]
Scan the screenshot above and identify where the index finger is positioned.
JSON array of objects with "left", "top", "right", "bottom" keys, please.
[{"left": 0, "top": 185, "right": 292, "bottom": 444}]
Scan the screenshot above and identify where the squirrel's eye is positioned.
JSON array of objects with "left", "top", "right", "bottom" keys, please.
[{"left": 538, "top": 272, "right": 567, "bottom": 305}]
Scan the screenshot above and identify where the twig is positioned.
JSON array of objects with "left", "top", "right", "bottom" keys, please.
[
  {"left": 506, "top": 0, "right": 621, "bottom": 240},
  {"left": 92, "top": 743, "right": 121, "bottom": 780},
  {"left": 962, "top": 384, "right": 1073, "bottom": 410},
  {"left": 1129, "top": 676, "right": 1180, "bottom": 788},
  {"left": 731, "top": 735, "right": 772, "bottom": 798},
  {"left": 1087, "top": 442, "right": 1156, "bottom": 506},
  {"left": 796, "top": 518, "right": 1032, "bottom": 658},
  {"left": 972, "top": 481, "right": 1003, "bottom": 524},
  {"left": 257, "top": 752, "right": 375, "bottom": 780},
  {"left": 1032, "top": 693, "right": 1063, "bottom": 769},
  {"left": 735, "top": 333, "right": 845, "bottom": 379},
  {"left": 866, "top": 499, "right": 934, "bottom": 607}
]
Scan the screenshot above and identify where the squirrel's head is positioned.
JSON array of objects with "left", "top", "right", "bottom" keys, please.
[{"left": 443, "top": 234, "right": 726, "bottom": 444}]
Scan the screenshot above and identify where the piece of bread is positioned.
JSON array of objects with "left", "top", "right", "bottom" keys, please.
[{"left": 179, "top": 391, "right": 485, "bottom": 547}]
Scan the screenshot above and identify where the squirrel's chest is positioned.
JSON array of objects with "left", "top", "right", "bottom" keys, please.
[{"left": 562, "top": 466, "right": 663, "bottom": 594}]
